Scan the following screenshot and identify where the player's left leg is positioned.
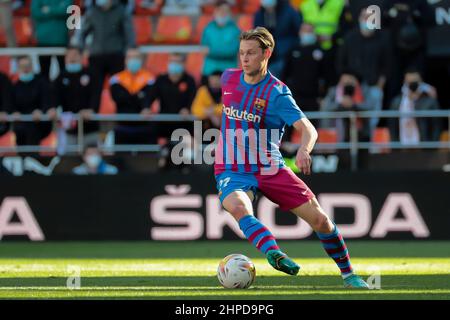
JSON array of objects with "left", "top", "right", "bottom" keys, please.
[{"left": 290, "top": 199, "right": 369, "bottom": 289}]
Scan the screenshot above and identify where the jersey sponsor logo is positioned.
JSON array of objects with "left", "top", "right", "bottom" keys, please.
[
  {"left": 224, "top": 91, "right": 232, "bottom": 95},
  {"left": 223, "top": 105, "right": 261, "bottom": 123}
]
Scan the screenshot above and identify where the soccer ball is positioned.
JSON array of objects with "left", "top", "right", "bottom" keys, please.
[{"left": 217, "top": 254, "right": 256, "bottom": 289}]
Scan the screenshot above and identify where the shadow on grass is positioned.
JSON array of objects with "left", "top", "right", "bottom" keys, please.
[{"left": 0, "top": 275, "right": 449, "bottom": 300}]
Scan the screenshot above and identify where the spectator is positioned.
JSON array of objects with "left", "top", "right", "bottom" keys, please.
[
  {"left": 388, "top": 68, "right": 441, "bottom": 145},
  {"left": 110, "top": 48, "right": 157, "bottom": 144},
  {"left": 382, "top": 0, "right": 434, "bottom": 104},
  {"left": 300, "top": 0, "right": 344, "bottom": 87},
  {"left": 71, "top": 0, "right": 136, "bottom": 108},
  {"left": 147, "top": 53, "right": 197, "bottom": 140},
  {"left": 31, "top": 0, "right": 72, "bottom": 80},
  {"left": 321, "top": 71, "right": 377, "bottom": 142},
  {"left": 0, "top": 0, "right": 17, "bottom": 47},
  {"left": 72, "top": 143, "right": 118, "bottom": 175},
  {"left": 52, "top": 46, "right": 99, "bottom": 149},
  {"left": 282, "top": 23, "right": 323, "bottom": 114},
  {"left": 255, "top": 0, "right": 302, "bottom": 77},
  {"left": 201, "top": 0, "right": 240, "bottom": 80},
  {"left": 337, "top": 6, "right": 393, "bottom": 134},
  {"left": 11, "top": 56, "right": 55, "bottom": 146},
  {"left": 0, "top": 71, "right": 13, "bottom": 136},
  {"left": 191, "top": 70, "right": 222, "bottom": 130}
]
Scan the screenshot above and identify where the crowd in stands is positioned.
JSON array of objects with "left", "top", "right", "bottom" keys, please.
[{"left": 0, "top": 0, "right": 449, "bottom": 157}]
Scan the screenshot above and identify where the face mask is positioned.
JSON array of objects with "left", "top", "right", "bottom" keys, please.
[
  {"left": 261, "top": 0, "right": 277, "bottom": 8},
  {"left": 127, "top": 58, "right": 142, "bottom": 74},
  {"left": 408, "top": 81, "right": 420, "bottom": 92},
  {"left": 19, "top": 72, "right": 34, "bottom": 82},
  {"left": 359, "top": 21, "right": 373, "bottom": 33},
  {"left": 215, "top": 15, "right": 230, "bottom": 26},
  {"left": 168, "top": 62, "right": 184, "bottom": 75},
  {"left": 96, "top": 0, "right": 109, "bottom": 7},
  {"left": 66, "top": 63, "right": 82, "bottom": 73},
  {"left": 86, "top": 154, "right": 102, "bottom": 168},
  {"left": 300, "top": 33, "right": 317, "bottom": 46}
]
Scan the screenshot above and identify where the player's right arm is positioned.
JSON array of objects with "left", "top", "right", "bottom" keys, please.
[{"left": 292, "top": 117, "right": 318, "bottom": 175}]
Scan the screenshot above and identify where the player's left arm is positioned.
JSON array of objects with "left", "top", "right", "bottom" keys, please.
[{"left": 292, "top": 117, "right": 318, "bottom": 175}]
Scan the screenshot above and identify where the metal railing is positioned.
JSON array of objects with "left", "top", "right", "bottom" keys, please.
[{"left": 1, "top": 110, "right": 449, "bottom": 170}]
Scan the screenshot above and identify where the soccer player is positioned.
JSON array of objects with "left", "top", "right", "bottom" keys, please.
[{"left": 214, "top": 27, "right": 369, "bottom": 288}]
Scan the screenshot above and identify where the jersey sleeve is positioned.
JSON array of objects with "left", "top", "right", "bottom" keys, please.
[{"left": 274, "top": 91, "right": 305, "bottom": 126}]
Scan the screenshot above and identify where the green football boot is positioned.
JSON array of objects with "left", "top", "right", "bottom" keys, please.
[{"left": 266, "top": 250, "right": 300, "bottom": 276}]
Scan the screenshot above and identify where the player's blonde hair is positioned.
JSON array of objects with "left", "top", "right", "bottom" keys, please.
[{"left": 239, "top": 27, "right": 275, "bottom": 51}]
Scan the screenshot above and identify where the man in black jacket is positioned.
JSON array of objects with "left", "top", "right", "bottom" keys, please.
[
  {"left": 146, "top": 53, "right": 197, "bottom": 140},
  {"left": 0, "top": 71, "right": 13, "bottom": 137},
  {"left": 11, "top": 55, "right": 54, "bottom": 146},
  {"left": 53, "top": 46, "right": 99, "bottom": 147}
]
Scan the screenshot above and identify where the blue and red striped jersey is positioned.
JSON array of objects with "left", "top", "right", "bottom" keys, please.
[{"left": 214, "top": 69, "right": 305, "bottom": 175}]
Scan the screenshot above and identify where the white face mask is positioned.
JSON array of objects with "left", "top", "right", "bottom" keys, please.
[{"left": 86, "top": 154, "right": 102, "bottom": 168}]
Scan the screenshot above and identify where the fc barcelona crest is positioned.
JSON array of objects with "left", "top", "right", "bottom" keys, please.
[{"left": 254, "top": 98, "right": 266, "bottom": 110}]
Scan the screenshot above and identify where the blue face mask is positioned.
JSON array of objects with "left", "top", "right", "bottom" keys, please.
[
  {"left": 19, "top": 72, "right": 34, "bottom": 82},
  {"left": 359, "top": 21, "right": 373, "bottom": 33},
  {"left": 66, "top": 63, "right": 82, "bottom": 73},
  {"left": 168, "top": 62, "right": 184, "bottom": 75},
  {"left": 300, "top": 33, "right": 317, "bottom": 46},
  {"left": 261, "top": 0, "right": 277, "bottom": 8},
  {"left": 127, "top": 58, "right": 142, "bottom": 74},
  {"left": 215, "top": 15, "right": 230, "bottom": 26},
  {"left": 96, "top": 0, "right": 109, "bottom": 7}
]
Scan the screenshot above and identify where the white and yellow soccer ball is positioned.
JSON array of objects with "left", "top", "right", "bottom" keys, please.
[{"left": 217, "top": 254, "right": 256, "bottom": 289}]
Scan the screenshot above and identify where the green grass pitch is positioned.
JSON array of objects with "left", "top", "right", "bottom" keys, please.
[{"left": 0, "top": 241, "right": 449, "bottom": 299}]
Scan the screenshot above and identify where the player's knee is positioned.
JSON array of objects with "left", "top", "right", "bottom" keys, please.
[
  {"left": 228, "top": 202, "right": 251, "bottom": 220},
  {"left": 312, "top": 213, "right": 332, "bottom": 233}
]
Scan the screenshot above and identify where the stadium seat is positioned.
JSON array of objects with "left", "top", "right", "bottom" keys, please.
[
  {"left": 193, "top": 15, "right": 213, "bottom": 44},
  {"left": 39, "top": 131, "right": 57, "bottom": 157},
  {"left": 145, "top": 52, "right": 170, "bottom": 76},
  {"left": 0, "top": 56, "right": 11, "bottom": 75},
  {"left": 134, "top": 0, "right": 164, "bottom": 15},
  {"left": 153, "top": 16, "right": 193, "bottom": 44},
  {"left": 241, "top": 0, "right": 261, "bottom": 14},
  {"left": 14, "top": 17, "right": 34, "bottom": 46},
  {"left": 133, "top": 16, "right": 153, "bottom": 45},
  {"left": 186, "top": 52, "right": 205, "bottom": 85},
  {"left": 318, "top": 128, "right": 338, "bottom": 144},
  {"left": 237, "top": 14, "right": 254, "bottom": 32},
  {"left": 0, "top": 131, "right": 17, "bottom": 156},
  {"left": 371, "top": 127, "right": 391, "bottom": 153},
  {"left": 201, "top": 1, "right": 242, "bottom": 14},
  {"left": 99, "top": 88, "right": 117, "bottom": 115}
]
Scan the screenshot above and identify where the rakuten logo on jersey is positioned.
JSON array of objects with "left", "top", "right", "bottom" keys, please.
[{"left": 223, "top": 106, "right": 261, "bottom": 123}]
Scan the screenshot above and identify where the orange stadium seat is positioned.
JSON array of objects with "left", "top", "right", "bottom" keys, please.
[
  {"left": 242, "top": 0, "right": 261, "bottom": 14},
  {"left": 0, "top": 56, "right": 11, "bottom": 75},
  {"left": 133, "top": 16, "right": 153, "bottom": 45},
  {"left": 145, "top": 52, "right": 169, "bottom": 76},
  {"left": 193, "top": 15, "right": 213, "bottom": 44},
  {"left": 238, "top": 14, "right": 254, "bottom": 31},
  {"left": 371, "top": 127, "right": 391, "bottom": 153},
  {"left": 440, "top": 131, "right": 449, "bottom": 148},
  {"left": 134, "top": 0, "right": 164, "bottom": 15},
  {"left": 14, "top": 17, "right": 34, "bottom": 46},
  {"left": 39, "top": 131, "right": 57, "bottom": 157},
  {"left": 201, "top": 1, "right": 242, "bottom": 14},
  {"left": 153, "top": 16, "right": 193, "bottom": 44},
  {"left": 99, "top": 88, "right": 117, "bottom": 115},
  {"left": 186, "top": 52, "right": 205, "bottom": 85},
  {"left": 0, "top": 131, "right": 17, "bottom": 156}
]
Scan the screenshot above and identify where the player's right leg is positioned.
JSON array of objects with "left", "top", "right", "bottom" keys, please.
[{"left": 216, "top": 172, "right": 300, "bottom": 276}]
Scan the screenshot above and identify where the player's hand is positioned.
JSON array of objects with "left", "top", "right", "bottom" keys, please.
[
  {"left": 296, "top": 147, "right": 312, "bottom": 175},
  {"left": 0, "top": 112, "right": 7, "bottom": 122},
  {"left": 47, "top": 108, "right": 57, "bottom": 121}
]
